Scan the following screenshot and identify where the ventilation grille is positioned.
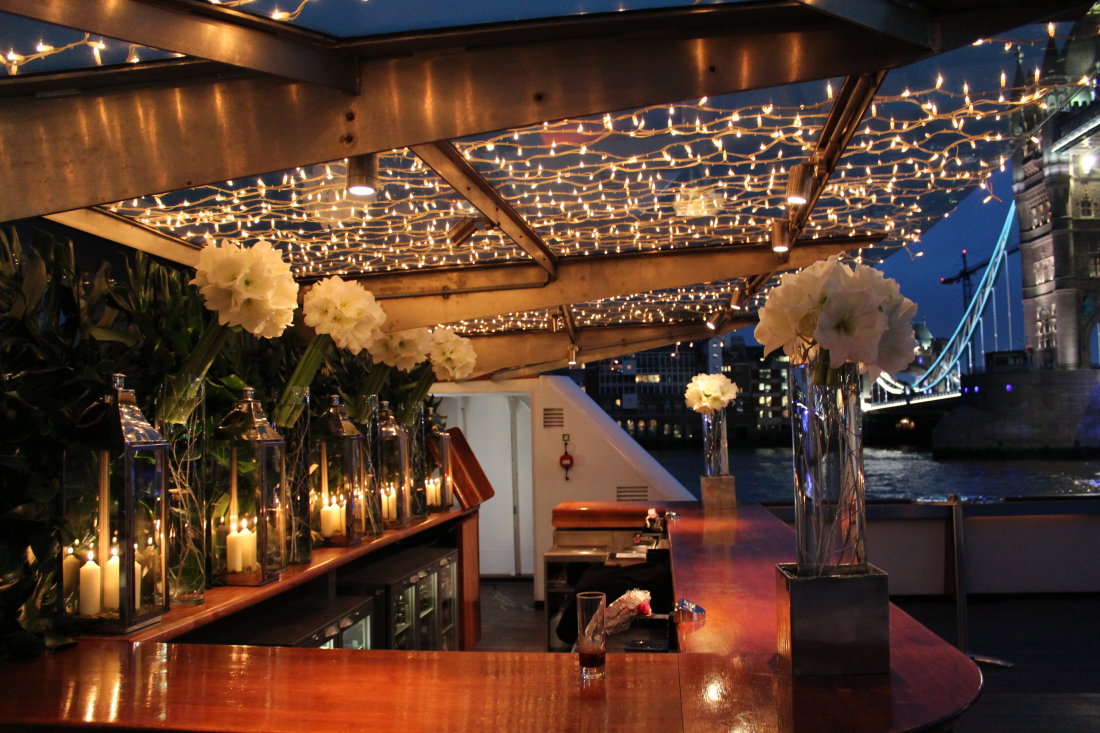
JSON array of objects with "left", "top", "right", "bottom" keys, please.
[
  {"left": 542, "top": 407, "right": 564, "bottom": 428},
  {"left": 616, "top": 485, "right": 649, "bottom": 501}
]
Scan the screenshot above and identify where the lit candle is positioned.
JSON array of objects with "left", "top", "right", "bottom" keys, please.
[
  {"left": 133, "top": 558, "right": 143, "bottom": 609},
  {"left": 97, "top": 450, "right": 110, "bottom": 583},
  {"left": 338, "top": 497, "right": 346, "bottom": 534},
  {"left": 63, "top": 547, "right": 79, "bottom": 597},
  {"left": 79, "top": 552, "right": 102, "bottom": 616},
  {"left": 320, "top": 499, "right": 340, "bottom": 538},
  {"left": 427, "top": 477, "right": 441, "bottom": 507},
  {"left": 240, "top": 518, "right": 257, "bottom": 570},
  {"left": 382, "top": 486, "right": 396, "bottom": 521},
  {"left": 226, "top": 521, "right": 243, "bottom": 573},
  {"left": 103, "top": 550, "right": 120, "bottom": 611}
]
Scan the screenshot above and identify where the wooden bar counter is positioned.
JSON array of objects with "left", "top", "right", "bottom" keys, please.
[{"left": 0, "top": 503, "right": 980, "bottom": 732}]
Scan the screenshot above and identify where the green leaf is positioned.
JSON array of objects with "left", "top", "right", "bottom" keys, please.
[{"left": 87, "top": 326, "right": 138, "bottom": 346}]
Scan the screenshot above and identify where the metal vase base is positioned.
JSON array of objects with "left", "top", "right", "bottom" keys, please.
[
  {"left": 700, "top": 475, "right": 736, "bottom": 510},
  {"left": 776, "top": 562, "right": 890, "bottom": 676}
]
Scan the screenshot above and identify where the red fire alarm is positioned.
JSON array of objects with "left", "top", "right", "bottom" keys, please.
[{"left": 560, "top": 434, "right": 573, "bottom": 480}]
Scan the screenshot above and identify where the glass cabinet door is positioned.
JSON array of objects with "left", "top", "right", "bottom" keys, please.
[
  {"left": 341, "top": 614, "right": 372, "bottom": 650},
  {"left": 392, "top": 584, "right": 415, "bottom": 650},
  {"left": 438, "top": 558, "right": 457, "bottom": 651},
  {"left": 415, "top": 571, "right": 437, "bottom": 650}
]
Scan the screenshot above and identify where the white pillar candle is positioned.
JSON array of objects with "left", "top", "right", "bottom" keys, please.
[
  {"left": 240, "top": 521, "right": 257, "bottom": 570},
  {"left": 320, "top": 501, "right": 339, "bottom": 538},
  {"left": 226, "top": 523, "right": 243, "bottom": 573},
  {"left": 103, "top": 553, "right": 120, "bottom": 611},
  {"left": 338, "top": 498, "right": 346, "bottom": 535},
  {"left": 63, "top": 549, "right": 79, "bottom": 597},
  {"left": 79, "top": 554, "right": 102, "bottom": 616}
]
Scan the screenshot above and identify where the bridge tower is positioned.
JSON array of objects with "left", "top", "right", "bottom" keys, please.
[{"left": 1013, "top": 9, "right": 1100, "bottom": 369}]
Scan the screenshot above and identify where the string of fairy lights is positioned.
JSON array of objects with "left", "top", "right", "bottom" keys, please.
[{"left": 2, "top": 10, "right": 1094, "bottom": 337}]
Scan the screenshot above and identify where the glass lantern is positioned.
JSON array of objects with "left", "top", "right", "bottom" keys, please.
[
  {"left": 312, "top": 395, "right": 364, "bottom": 547},
  {"left": 376, "top": 400, "right": 411, "bottom": 529},
  {"left": 425, "top": 408, "right": 454, "bottom": 513},
  {"left": 208, "top": 387, "right": 288, "bottom": 586},
  {"left": 61, "top": 374, "right": 168, "bottom": 633}
]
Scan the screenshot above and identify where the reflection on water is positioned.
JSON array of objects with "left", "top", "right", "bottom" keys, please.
[{"left": 651, "top": 447, "right": 1100, "bottom": 503}]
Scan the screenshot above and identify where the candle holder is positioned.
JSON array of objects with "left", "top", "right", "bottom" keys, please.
[
  {"left": 208, "top": 387, "right": 288, "bottom": 586},
  {"left": 312, "top": 395, "right": 364, "bottom": 547},
  {"left": 61, "top": 374, "right": 168, "bottom": 633},
  {"left": 425, "top": 408, "right": 454, "bottom": 513},
  {"left": 376, "top": 401, "right": 411, "bottom": 529}
]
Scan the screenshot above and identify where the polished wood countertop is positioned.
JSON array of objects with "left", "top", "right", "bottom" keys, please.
[
  {"left": 1, "top": 641, "right": 682, "bottom": 733},
  {"left": 0, "top": 503, "right": 980, "bottom": 732}
]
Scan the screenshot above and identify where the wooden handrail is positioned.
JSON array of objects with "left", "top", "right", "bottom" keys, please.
[{"left": 446, "top": 427, "right": 496, "bottom": 508}]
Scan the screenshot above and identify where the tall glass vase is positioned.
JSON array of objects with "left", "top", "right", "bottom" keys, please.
[
  {"left": 279, "top": 386, "right": 313, "bottom": 565},
  {"left": 403, "top": 401, "right": 429, "bottom": 518},
  {"left": 155, "top": 374, "right": 206, "bottom": 607},
  {"left": 351, "top": 394, "right": 384, "bottom": 535},
  {"left": 788, "top": 360, "right": 867, "bottom": 576},
  {"left": 701, "top": 408, "right": 729, "bottom": 476}
]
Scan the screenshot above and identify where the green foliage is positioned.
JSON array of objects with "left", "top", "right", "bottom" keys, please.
[
  {"left": 0, "top": 227, "right": 133, "bottom": 654},
  {"left": 0, "top": 226, "right": 428, "bottom": 656}
]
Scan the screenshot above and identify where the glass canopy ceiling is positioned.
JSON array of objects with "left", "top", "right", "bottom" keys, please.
[{"left": 0, "top": 1, "right": 1095, "bottom": 366}]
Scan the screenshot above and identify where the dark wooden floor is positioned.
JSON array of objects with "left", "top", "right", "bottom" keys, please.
[{"left": 477, "top": 579, "right": 1100, "bottom": 732}]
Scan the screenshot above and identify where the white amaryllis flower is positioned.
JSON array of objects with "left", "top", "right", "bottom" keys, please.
[
  {"left": 368, "top": 327, "right": 431, "bottom": 372},
  {"left": 191, "top": 240, "right": 298, "bottom": 338},
  {"left": 753, "top": 256, "right": 917, "bottom": 376},
  {"left": 684, "top": 373, "right": 740, "bottom": 415},
  {"left": 302, "top": 276, "right": 387, "bottom": 354},
  {"left": 429, "top": 327, "right": 477, "bottom": 381}
]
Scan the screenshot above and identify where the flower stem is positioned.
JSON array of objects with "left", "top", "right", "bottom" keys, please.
[
  {"left": 359, "top": 360, "right": 390, "bottom": 397},
  {"left": 398, "top": 363, "right": 436, "bottom": 426},
  {"left": 159, "top": 320, "right": 231, "bottom": 425},
  {"left": 273, "top": 333, "right": 332, "bottom": 427}
]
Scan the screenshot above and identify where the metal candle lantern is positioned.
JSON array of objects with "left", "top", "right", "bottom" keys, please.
[
  {"left": 313, "top": 395, "right": 364, "bottom": 546},
  {"left": 425, "top": 408, "right": 454, "bottom": 513},
  {"left": 209, "top": 387, "right": 288, "bottom": 586},
  {"left": 376, "top": 401, "right": 411, "bottom": 529},
  {"left": 62, "top": 374, "right": 168, "bottom": 633}
]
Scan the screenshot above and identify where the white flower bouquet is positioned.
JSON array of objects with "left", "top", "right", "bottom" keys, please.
[
  {"left": 161, "top": 240, "right": 299, "bottom": 424},
  {"left": 191, "top": 240, "right": 298, "bottom": 339},
  {"left": 273, "top": 275, "right": 388, "bottom": 427},
  {"left": 428, "top": 327, "right": 477, "bottom": 382},
  {"left": 685, "top": 373, "right": 739, "bottom": 477},
  {"left": 684, "top": 373, "right": 740, "bottom": 415},
  {"left": 368, "top": 328, "right": 432, "bottom": 373},
  {"left": 302, "top": 276, "right": 387, "bottom": 354},
  {"left": 753, "top": 256, "right": 917, "bottom": 380}
]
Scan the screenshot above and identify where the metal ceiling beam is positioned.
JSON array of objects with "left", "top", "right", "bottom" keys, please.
[
  {"left": 0, "top": 0, "right": 358, "bottom": 92},
  {"left": 795, "top": 0, "right": 933, "bottom": 50},
  {"left": 1, "top": 0, "right": 1081, "bottom": 222},
  {"left": 479, "top": 318, "right": 754, "bottom": 380},
  {"left": 44, "top": 207, "right": 201, "bottom": 267},
  {"left": 369, "top": 237, "right": 876, "bottom": 331},
  {"left": 411, "top": 141, "right": 557, "bottom": 277},
  {"left": 790, "top": 72, "right": 888, "bottom": 241}
]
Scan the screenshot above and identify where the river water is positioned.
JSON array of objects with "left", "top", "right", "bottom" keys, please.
[{"left": 651, "top": 447, "right": 1100, "bottom": 503}]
